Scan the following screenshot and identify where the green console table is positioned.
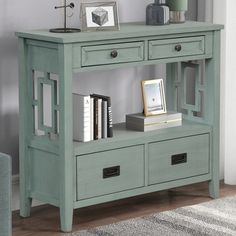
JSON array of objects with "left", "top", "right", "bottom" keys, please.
[{"left": 16, "top": 21, "right": 223, "bottom": 232}]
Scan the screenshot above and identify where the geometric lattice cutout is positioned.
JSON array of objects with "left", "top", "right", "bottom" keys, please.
[
  {"left": 32, "top": 71, "right": 59, "bottom": 138},
  {"left": 180, "top": 61, "right": 205, "bottom": 120},
  {"left": 173, "top": 61, "right": 206, "bottom": 121}
]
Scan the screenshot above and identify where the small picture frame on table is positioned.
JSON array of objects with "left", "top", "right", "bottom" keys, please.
[
  {"left": 80, "top": 1, "right": 119, "bottom": 31},
  {"left": 141, "top": 79, "right": 167, "bottom": 116}
]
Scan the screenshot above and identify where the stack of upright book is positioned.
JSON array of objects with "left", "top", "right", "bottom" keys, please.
[
  {"left": 73, "top": 93, "right": 113, "bottom": 142},
  {"left": 126, "top": 111, "right": 182, "bottom": 132}
]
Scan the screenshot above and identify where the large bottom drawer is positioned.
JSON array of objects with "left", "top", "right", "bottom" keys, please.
[
  {"left": 76, "top": 145, "right": 144, "bottom": 200},
  {"left": 148, "top": 134, "right": 210, "bottom": 185}
]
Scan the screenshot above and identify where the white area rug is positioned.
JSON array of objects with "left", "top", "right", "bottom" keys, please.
[{"left": 65, "top": 195, "right": 236, "bottom": 236}]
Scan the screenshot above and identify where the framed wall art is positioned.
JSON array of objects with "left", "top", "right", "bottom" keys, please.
[
  {"left": 80, "top": 1, "right": 119, "bottom": 31},
  {"left": 141, "top": 79, "right": 167, "bottom": 116}
]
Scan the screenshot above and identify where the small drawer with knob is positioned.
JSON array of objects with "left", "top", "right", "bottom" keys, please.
[
  {"left": 148, "top": 36, "right": 205, "bottom": 60},
  {"left": 81, "top": 42, "right": 144, "bottom": 67}
]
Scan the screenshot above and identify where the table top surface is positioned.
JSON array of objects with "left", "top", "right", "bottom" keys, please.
[{"left": 16, "top": 21, "right": 224, "bottom": 44}]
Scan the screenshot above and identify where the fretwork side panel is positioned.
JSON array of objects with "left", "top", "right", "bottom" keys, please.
[
  {"left": 32, "top": 70, "right": 59, "bottom": 139},
  {"left": 170, "top": 61, "right": 206, "bottom": 122}
]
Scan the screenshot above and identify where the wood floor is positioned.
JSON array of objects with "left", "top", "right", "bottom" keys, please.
[{"left": 12, "top": 181, "right": 236, "bottom": 236}]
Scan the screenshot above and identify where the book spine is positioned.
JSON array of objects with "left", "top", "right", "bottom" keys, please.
[
  {"left": 102, "top": 100, "right": 108, "bottom": 138},
  {"left": 83, "top": 102, "right": 90, "bottom": 142},
  {"left": 91, "top": 94, "right": 113, "bottom": 138},
  {"left": 90, "top": 97, "right": 94, "bottom": 141},
  {"left": 107, "top": 104, "right": 113, "bottom": 138},
  {"left": 93, "top": 98, "right": 99, "bottom": 140},
  {"left": 97, "top": 98, "right": 102, "bottom": 139},
  {"left": 73, "top": 94, "right": 90, "bottom": 142}
]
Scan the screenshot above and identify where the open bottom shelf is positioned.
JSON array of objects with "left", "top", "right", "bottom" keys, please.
[{"left": 74, "top": 119, "right": 211, "bottom": 156}]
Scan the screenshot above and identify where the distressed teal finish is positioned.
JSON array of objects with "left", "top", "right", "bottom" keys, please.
[
  {"left": 81, "top": 42, "right": 144, "bottom": 66},
  {"left": 149, "top": 36, "right": 205, "bottom": 60},
  {"left": 148, "top": 134, "right": 210, "bottom": 185},
  {"left": 0, "top": 153, "right": 12, "bottom": 236},
  {"left": 16, "top": 22, "right": 223, "bottom": 232},
  {"left": 77, "top": 145, "right": 144, "bottom": 200}
]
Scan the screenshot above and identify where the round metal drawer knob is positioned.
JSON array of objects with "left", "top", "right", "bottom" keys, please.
[
  {"left": 110, "top": 50, "right": 118, "bottom": 58},
  {"left": 175, "top": 44, "right": 182, "bottom": 52}
]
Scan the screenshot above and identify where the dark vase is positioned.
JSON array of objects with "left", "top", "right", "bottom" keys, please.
[{"left": 146, "top": 0, "right": 170, "bottom": 25}]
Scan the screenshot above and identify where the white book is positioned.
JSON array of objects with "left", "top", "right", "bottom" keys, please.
[
  {"left": 90, "top": 97, "right": 94, "bottom": 141},
  {"left": 73, "top": 94, "right": 91, "bottom": 142},
  {"left": 97, "top": 98, "right": 102, "bottom": 139}
]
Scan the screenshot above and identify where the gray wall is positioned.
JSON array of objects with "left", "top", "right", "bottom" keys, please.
[
  {"left": 0, "top": 0, "right": 198, "bottom": 175},
  {"left": 187, "top": 0, "right": 198, "bottom": 20}
]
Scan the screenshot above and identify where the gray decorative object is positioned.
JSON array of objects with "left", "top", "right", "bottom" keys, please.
[
  {"left": 92, "top": 7, "right": 109, "bottom": 26},
  {"left": 0, "top": 153, "right": 12, "bottom": 236},
  {"left": 146, "top": 0, "right": 170, "bottom": 25}
]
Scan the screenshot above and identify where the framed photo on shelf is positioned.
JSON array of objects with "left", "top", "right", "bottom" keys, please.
[
  {"left": 80, "top": 1, "right": 119, "bottom": 31},
  {"left": 141, "top": 79, "right": 167, "bottom": 116}
]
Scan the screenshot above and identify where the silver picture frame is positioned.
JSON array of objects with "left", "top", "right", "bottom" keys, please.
[
  {"left": 80, "top": 1, "right": 120, "bottom": 32},
  {"left": 141, "top": 79, "right": 167, "bottom": 116}
]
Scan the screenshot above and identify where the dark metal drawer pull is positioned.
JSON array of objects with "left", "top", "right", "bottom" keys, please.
[
  {"left": 110, "top": 50, "right": 118, "bottom": 58},
  {"left": 103, "top": 166, "right": 120, "bottom": 179},
  {"left": 171, "top": 153, "right": 187, "bottom": 165},
  {"left": 175, "top": 44, "right": 182, "bottom": 52}
]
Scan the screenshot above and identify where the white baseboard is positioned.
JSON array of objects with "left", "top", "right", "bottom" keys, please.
[{"left": 12, "top": 175, "right": 44, "bottom": 211}]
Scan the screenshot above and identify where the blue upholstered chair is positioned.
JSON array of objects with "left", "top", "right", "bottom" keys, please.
[{"left": 0, "top": 153, "right": 12, "bottom": 236}]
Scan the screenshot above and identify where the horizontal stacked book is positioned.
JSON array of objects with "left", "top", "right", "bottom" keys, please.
[
  {"left": 73, "top": 93, "right": 113, "bottom": 142},
  {"left": 126, "top": 111, "right": 182, "bottom": 132}
]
